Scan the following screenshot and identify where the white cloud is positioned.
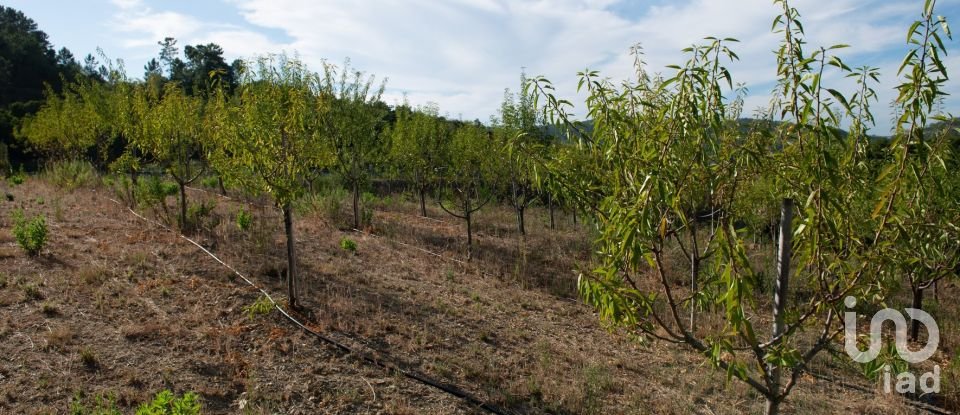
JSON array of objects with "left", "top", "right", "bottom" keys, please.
[
  {"left": 114, "top": 10, "right": 204, "bottom": 48},
  {"left": 109, "top": 0, "right": 143, "bottom": 10},
  {"left": 107, "top": 0, "right": 956, "bottom": 131}
]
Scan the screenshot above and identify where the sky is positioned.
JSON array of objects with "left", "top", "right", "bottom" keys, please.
[{"left": 7, "top": 0, "right": 960, "bottom": 133}]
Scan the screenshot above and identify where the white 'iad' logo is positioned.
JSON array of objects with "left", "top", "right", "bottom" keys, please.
[{"left": 843, "top": 296, "right": 940, "bottom": 394}]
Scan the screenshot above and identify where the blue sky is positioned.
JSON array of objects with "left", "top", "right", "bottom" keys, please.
[{"left": 7, "top": 0, "right": 959, "bottom": 133}]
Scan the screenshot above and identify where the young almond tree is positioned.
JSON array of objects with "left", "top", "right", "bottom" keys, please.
[
  {"left": 128, "top": 82, "right": 206, "bottom": 229},
  {"left": 526, "top": 2, "right": 954, "bottom": 413},
  {"left": 209, "top": 54, "right": 328, "bottom": 309},
  {"left": 18, "top": 85, "right": 93, "bottom": 161},
  {"left": 494, "top": 73, "right": 544, "bottom": 235},
  {"left": 390, "top": 102, "right": 447, "bottom": 217},
  {"left": 880, "top": 0, "right": 958, "bottom": 341},
  {"left": 438, "top": 121, "right": 494, "bottom": 260},
  {"left": 320, "top": 60, "right": 388, "bottom": 229}
]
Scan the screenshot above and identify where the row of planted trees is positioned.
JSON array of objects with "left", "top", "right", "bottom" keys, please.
[{"left": 17, "top": 52, "right": 569, "bottom": 306}]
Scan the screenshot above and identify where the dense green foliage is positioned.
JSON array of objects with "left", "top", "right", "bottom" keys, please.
[
  {"left": 437, "top": 122, "right": 497, "bottom": 259},
  {"left": 135, "top": 390, "right": 202, "bottom": 415},
  {"left": 70, "top": 389, "right": 201, "bottom": 415},
  {"left": 11, "top": 208, "right": 47, "bottom": 256},
  {"left": 127, "top": 82, "right": 207, "bottom": 228},
  {"left": 526, "top": 0, "right": 957, "bottom": 413},
  {"left": 390, "top": 103, "right": 447, "bottom": 216},
  {"left": 322, "top": 60, "right": 389, "bottom": 229},
  {"left": 0, "top": 6, "right": 112, "bottom": 170},
  {"left": 493, "top": 72, "right": 551, "bottom": 235}
]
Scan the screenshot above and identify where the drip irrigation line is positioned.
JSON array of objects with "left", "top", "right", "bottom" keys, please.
[
  {"left": 348, "top": 227, "right": 580, "bottom": 304},
  {"left": 351, "top": 227, "right": 468, "bottom": 267},
  {"left": 181, "top": 186, "right": 954, "bottom": 414},
  {"left": 187, "top": 186, "right": 579, "bottom": 303},
  {"left": 186, "top": 182, "right": 578, "bottom": 303},
  {"left": 99, "top": 192, "right": 511, "bottom": 415},
  {"left": 185, "top": 185, "right": 271, "bottom": 211},
  {"left": 806, "top": 370, "right": 950, "bottom": 415}
]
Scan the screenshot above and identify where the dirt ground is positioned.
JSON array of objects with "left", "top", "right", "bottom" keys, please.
[{"left": 0, "top": 178, "right": 951, "bottom": 414}]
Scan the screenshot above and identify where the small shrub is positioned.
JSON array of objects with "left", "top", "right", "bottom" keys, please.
[
  {"left": 361, "top": 191, "right": 377, "bottom": 206},
  {"left": 12, "top": 209, "right": 48, "bottom": 256},
  {"left": 859, "top": 340, "right": 909, "bottom": 381},
  {"left": 9, "top": 174, "right": 24, "bottom": 186},
  {"left": 340, "top": 237, "right": 357, "bottom": 253},
  {"left": 41, "top": 301, "right": 59, "bottom": 316},
  {"left": 200, "top": 175, "right": 220, "bottom": 189},
  {"left": 70, "top": 391, "right": 122, "bottom": 415},
  {"left": 381, "top": 194, "right": 395, "bottom": 209},
  {"left": 80, "top": 347, "right": 98, "bottom": 369},
  {"left": 136, "top": 176, "right": 178, "bottom": 222},
  {"left": 296, "top": 189, "right": 349, "bottom": 226},
  {"left": 324, "top": 192, "right": 346, "bottom": 222},
  {"left": 136, "top": 176, "right": 179, "bottom": 201},
  {"left": 244, "top": 295, "right": 274, "bottom": 320},
  {"left": 184, "top": 200, "right": 219, "bottom": 231},
  {"left": 106, "top": 174, "right": 135, "bottom": 206},
  {"left": 135, "top": 390, "right": 202, "bottom": 415},
  {"left": 21, "top": 283, "right": 43, "bottom": 301},
  {"left": 235, "top": 208, "right": 252, "bottom": 232},
  {"left": 360, "top": 192, "right": 376, "bottom": 227},
  {"left": 44, "top": 326, "right": 73, "bottom": 351},
  {"left": 579, "top": 363, "right": 614, "bottom": 414},
  {"left": 361, "top": 205, "right": 374, "bottom": 228},
  {"left": 944, "top": 353, "right": 960, "bottom": 409},
  {"left": 78, "top": 266, "right": 106, "bottom": 285},
  {"left": 44, "top": 160, "right": 97, "bottom": 190}
]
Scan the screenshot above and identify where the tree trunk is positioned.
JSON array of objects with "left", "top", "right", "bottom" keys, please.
[
  {"left": 352, "top": 181, "right": 360, "bottom": 229},
  {"left": 767, "top": 198, "right": 793, "bottom": 415},
  {"left": 178, "top": 182, "right": 188, "bottom": 230},
  {"left": 419, "top": 187, "right": 427, "bottom": 217},
  {"left": 128, "top": 168, "right": 138, "bottom": 207},
  {"left": 283, "top": 203, "right": 299, "bottom": 309},
  {"left": 517, "top": 206, "right": 526, "bottom": 235},
  {"left": 548, "top": 194, "right": 556, "bottom": 230},
  {"left": 573, "top": 210, "right": 578, "bottom": 225},
  {"left": 466, "top": 213, "right": 473, "bottom": 261},
  {"left": 690, "top": 220, "right": 700, "bottom": 332},
  {"left": 217, "top": 176, "right": 226, "bottom": 196},
  {"left": 765, "top": 397, "right": 782, "bottom": 415},
  {"left": 690, "top": 256, "right": 699, "bottom": 331},
  {"left": 911, "top": 286, "right": 924, "bottom": 342}
]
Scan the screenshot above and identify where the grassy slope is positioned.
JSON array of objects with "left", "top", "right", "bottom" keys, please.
[{"left": 0, "top": 178, "right": 954, "bottom": 414}]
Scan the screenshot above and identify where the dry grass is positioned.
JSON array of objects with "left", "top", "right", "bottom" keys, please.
[{"left": 0, "top": 178, "right": 954, "bottom": 414}]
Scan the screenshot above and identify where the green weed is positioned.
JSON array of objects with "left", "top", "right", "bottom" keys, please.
[
  {"left": 340, "top": 237, "right": 358, "bottom": 253},
  {"left": 12, "top": 209, "right": 48, "bottom": 256}
]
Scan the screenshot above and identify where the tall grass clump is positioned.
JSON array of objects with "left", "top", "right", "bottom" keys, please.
[{"left": 43, "top": 160, "right": 98, "bottom": 190}]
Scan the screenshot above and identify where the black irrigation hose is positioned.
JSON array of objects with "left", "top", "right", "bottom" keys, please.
[
  {"left": 347, "top": 225, "right": 582, "bottom": 306},
  {"left": 186, "top": 185, "right": 580, "bottom": 303},
  {"left": 178, "top": 186, "right": 953, "bottom": 414},
  {"left": 806, "top": 371, "right": 951, "bottom": 415},
  {"left": 100, "top": 193, "right": 511, "bottom": 415}
]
